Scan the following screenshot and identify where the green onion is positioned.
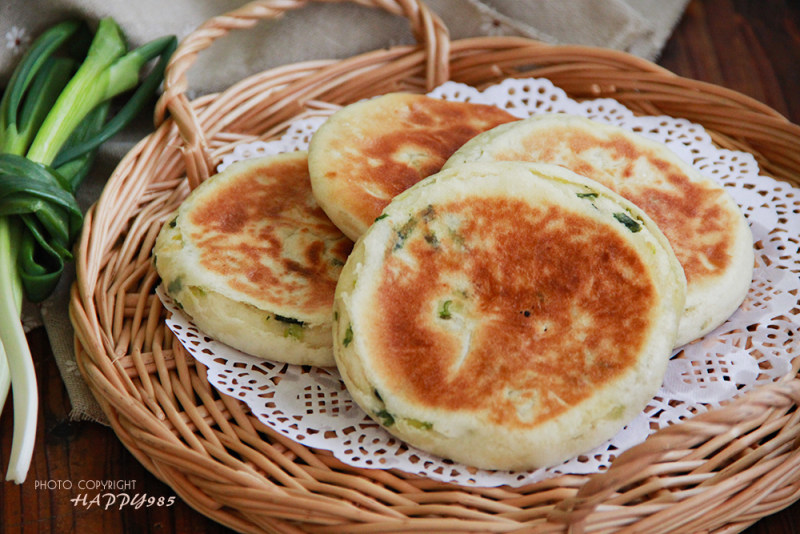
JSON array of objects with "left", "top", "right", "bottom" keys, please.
[
  {"left": 376, "top": 410, "right": 395, "bottom": 427},
  {"left": 438, "top": 300, "right": 453, "bottom": 320},
  {"left": 0, "top": 216, "right": 35, "bottom": 484},
  {"left": 393, "top": 217, "right": 417, "bottom": 251},
  {"left": 274, "top": 314, "right": 305, "bottom": 326},
  {"left": 283, "top": 323, "right": 304, "bottom": 341},
  {"left": 0, "top": 18, "right": 175, "bottom": 483},
  {"left": 613, "top": 211, "right": 643, "bottom": 233},
  {"left": 342, "top": 325, "right": 353, "bottom": 347},
  {"left": 406, "top": 418, "right": 433, "bottom": 430}
]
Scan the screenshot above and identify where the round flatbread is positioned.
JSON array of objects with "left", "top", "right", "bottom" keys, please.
[
  {"left": 153, "top": 151, "right": 352, "bottom": 366},
  {"left": 444, "top": 114, "right": 754, "bottom": 346},
  {"left": 333, "top": 161, "right": 686, "bottom": 470},
  {"left": 308, "top": 92, "right": 517, "bottom": 241}
]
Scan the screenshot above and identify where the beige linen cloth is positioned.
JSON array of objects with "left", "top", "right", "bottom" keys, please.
[{"left": 2, "top": 0, "right": 689, "bottom": 423}]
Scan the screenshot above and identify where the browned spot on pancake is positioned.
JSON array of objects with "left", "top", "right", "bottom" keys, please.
[
  {"left": 324, "top": 95, "right": 516, "bottom": 226},
  {"left": 490, "top": 125, "right": 739, "bottom": 284},
  {"left": 368, "top": 198, "right": 655, "bottom": 427},
  {"left": 189, "top": 156, "right": 353, "bottom": 314}
]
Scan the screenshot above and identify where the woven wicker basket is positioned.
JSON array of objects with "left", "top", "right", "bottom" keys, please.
[{"left": 70, "top": 1, "right": 800, "bottom": 532}]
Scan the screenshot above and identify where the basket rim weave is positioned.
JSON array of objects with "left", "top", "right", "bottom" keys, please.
[{"left": 70, "top": 1, "right": 800, "bottom": 533}]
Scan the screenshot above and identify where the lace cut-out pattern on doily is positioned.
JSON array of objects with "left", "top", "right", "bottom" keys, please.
[{"left": 160, "top": 78, "right": 800, "bottom": 488}]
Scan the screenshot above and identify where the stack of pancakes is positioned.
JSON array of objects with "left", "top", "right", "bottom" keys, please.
[{"left": 153, "top": 93, "right": 753, "bottom": 470}]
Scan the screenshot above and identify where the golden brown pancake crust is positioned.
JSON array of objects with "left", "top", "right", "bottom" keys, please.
[
  {"left": 499, "top": 125, "right": 737, "bottom": 286},
  {"left": 367, "top": 197, "right": 655, "bottom": 427},
  {"left": 311, "top": 94, "right": 517, "bottom": 235},
  {"left": 189, "top": 155, "right": 352, "bottom": 316}
]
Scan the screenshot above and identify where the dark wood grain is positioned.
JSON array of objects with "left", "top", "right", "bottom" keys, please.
[
  {"left": 659, "top": 0, "right": 800, "bottom": 124},
  {"left": 2, "top": 0, "right": 799, "bottom": 532}
]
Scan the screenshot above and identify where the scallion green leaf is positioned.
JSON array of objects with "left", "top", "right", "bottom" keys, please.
[{"left": 0, "top": 17, "right": 175, "bottom": 484}]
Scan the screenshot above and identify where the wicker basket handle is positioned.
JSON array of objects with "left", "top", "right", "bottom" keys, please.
[{"left": 154, "top": 0, "right": 450, "bottom": 189}]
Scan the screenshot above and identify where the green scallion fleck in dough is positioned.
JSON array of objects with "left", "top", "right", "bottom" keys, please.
[
  {"left": 284, "top": 323, "right": 304, "bottom": 340},
  {"left": 439, "top": 300, "right": 453, "bottom": 320},
  {"left": 376, "top": 410, "right": 395, "bottom": 426},
  {"left": 343, "top": 325, "right": 353, "bottom": 347},
  {"left": 407, "top": 418, "right": 433, "bottom": 430},
  {"left": 167, "top": 276, "right": 183, "bottom": 294},
  {"left": 275, "top": 314, "right": 305, "bottom": 326},
  {"left": 393, "top": 217, "right": 417, "bottom": 250},
  {"left": 613, "top": 212, "right": 642, "bottom": 233}
]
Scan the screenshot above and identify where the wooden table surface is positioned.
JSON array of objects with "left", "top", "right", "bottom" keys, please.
[{"left": 2, "top": 0, "right": 799, "bottom": 532}]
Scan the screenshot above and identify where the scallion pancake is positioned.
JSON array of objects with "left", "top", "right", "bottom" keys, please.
[
  {"left": 308, "top": 93, "right": 517, "bottom": 241},
  {"left": 153, "top": 151, "right": 352, "bottom": 366},
  {"left": 444, "top": 114, "right": 754, "bottom": 346},
  {"left": 333, "top": 161, "right": 686, "bottom": 470}
]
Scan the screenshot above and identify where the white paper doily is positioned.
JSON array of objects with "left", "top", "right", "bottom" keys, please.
[{"left": 160, "top": 77, "right": 800, "bottom": 488}]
